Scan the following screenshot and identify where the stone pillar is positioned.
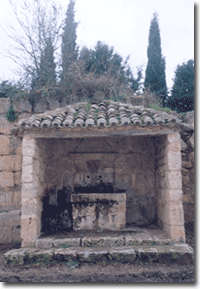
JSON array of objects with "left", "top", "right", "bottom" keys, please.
[
  {"left": 163, "top": 133, "right": 185, "bottom": 242},
  {"left": 21, "top": 136, "right": 44, "bottom": 247}
]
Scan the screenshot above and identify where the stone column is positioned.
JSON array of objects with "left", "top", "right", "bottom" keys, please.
[
  {"left": 163, "top": 133, "right": 185, "bottom": 242},
  {"left": 21, "top": 135, "right": 44, "bottom": 247}
]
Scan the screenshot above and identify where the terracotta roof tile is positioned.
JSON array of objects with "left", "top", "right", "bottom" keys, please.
[{"left": 12, "top": 100, "right": 192, "bottom": 134}]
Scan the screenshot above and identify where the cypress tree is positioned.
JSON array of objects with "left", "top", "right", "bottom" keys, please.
[
  {"left": 145, "top": 13, "right": 167, "bottom": 105},
  {"left": 60, "top": 0, "right": 78, "bottom": 84},
  {"left": 40, "top": 37, "right": 56, "bottom": 86}
]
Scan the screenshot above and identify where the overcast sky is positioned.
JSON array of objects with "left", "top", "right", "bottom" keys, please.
[{"left": 0, "top": 0, "right": 194, "bottom": 91}]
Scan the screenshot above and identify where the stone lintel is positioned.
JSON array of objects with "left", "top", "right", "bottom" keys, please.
[{"left": 22, "top": 125, "right": 178, "bottom": 139}]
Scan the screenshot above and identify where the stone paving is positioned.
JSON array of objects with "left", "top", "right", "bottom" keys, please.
[{"left": 4, "top": 228, "right": 194, "bottom": 267}]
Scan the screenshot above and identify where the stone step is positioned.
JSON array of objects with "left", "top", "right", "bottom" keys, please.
[
  {"left": 4, "top": 243, "right": 194, "bottom": 267},
  {"left": 35, "top": 234, "right": 171, "bottom": 249}
]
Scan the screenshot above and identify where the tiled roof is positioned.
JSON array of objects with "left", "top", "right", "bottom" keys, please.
[{"left": 12, "top": 100, "right": 192, "bottom": 134}]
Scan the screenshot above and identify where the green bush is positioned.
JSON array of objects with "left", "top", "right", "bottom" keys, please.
[{"left": 6, "top": 106, "right": 17, "bottom": 122}]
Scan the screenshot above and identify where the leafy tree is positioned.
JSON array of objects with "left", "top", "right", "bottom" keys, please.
[
  {"left": 6, "top": 0, "right": 63, "bottom": 85},
  {"left": 60, "top": 0, "right": 78, "bottom": 89},
  {"left": 144, "top": 13, "right": 167, "bottom": 105},
  {"left": 167, "top": 59, "right": 194, "bottom": 113},
  {"left": 79, "top": 41, "right": 142, "bottom": 92}
]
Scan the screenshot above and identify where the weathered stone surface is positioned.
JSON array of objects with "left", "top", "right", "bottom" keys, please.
[
  {"left": 4, "top": 248, "right": 26, "bottom": 266},
  {"left": 53, "top": 238, "right": 81, "bottom": 248},
  {"left": 182, "top": 161, "right": 193, "bottom": 169},
  {"left": 82, "top": 236, "right": 124, "bottom": 247},
  {"left": 77, "top": 248, "right": 108, "bottom": 263},
  {"left": 35, "top": 238, "right": 55, "bottom": 248},
  {"left": 14, "top": 172, "right": 21, "bottom": 187},
  {"left": 21, "top": 183, "right": 38, "bottom": 199},
  {"left": 164, "top": 224, "right": 185, "bottom": 243},
  {"left": 0, "top": 172, "right": 14, "bottom": 187},
  {"left": 54, "top": 248, "right": 77, "bottom": 262},
  {"left": 21, "top": 215, "right": 41, "bottom": 247},
  {"left": 14, "top": 155, "right": 22, "bottom": 171},
  {"left": 181, "top": 139, "right": 188, "bottom": 151},
  {"left": 21, "top": 165, "right": 34, "bottom": 183},
  {"left": 0, "top": 135, "right": 10, "bottom": 155},
  {"left": 187, "top": 133, "right": 194, "bottom": 149},
  {"left": 0, "top": 210, "right": 20, "bottom": 227},
  {"left": 133, "top": 233, "right": 153, "bottom": 245},
  {"left": 108, "top": 247, "right": 136, "bottom": 263},
  {"left": 72, "top": 193, "right": 126, "bottom": 231},
  {"left": 0, "top": 227, "right": 13, "bottom": 244},
  {"left": 0, "top": 156, "right": 15, "bottom": 171},
  {"left": 166, "top": 171, "right": 182, "bottom": 189},
  {"left": 166, "top": 150, "right": 181, "bottom": 171},
  {"left": 0, "top": 98, "right": 10, "bottom": 114},
  {"left": 22, "top": 136, "right": 37, "bottom": 158}
]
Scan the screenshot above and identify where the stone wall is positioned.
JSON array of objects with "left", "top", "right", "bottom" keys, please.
[{"left": 0, "top": 97, "right": 195, "bottom": 244}]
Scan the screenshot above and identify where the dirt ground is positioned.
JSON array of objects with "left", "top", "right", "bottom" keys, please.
[{"left": 0, "top": 223, "right": 195, "bottom": 283}]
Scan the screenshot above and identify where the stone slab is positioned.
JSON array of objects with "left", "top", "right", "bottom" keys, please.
[
  {"left": 54, "top": 248, "right": 77, "bottom": 262},
  {"left": 82, "top": 236, "right": 125, "bottom": 247},
  {"left": 71, "top": 193, "right": 126, "bottom": 231},
  {"left": 53, "top": 238, "right": 81, "bottom": 248},
  {"left": 77, "top": 247, "right": 108, "bottom": 263},
  {"left": 108, "top": 247, "right": 136, "bottom": 263},
  {"left": 4, "top": 243, "right": 194, "bottom": 266}
]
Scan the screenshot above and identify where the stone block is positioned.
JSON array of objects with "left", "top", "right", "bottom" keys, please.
[
  {"left": 14, "top": 155, "right": 22, "bottom": 171},
  {"left": 166, "top": 171, "right": 182, "bottom": 189},
  {"left": 14, "top": 172, "right": 21, "bottom": 186},
  {"left": 21, "top": 165, "right": 33, "bottom": 183},
  {"left": 188, "top": 152, "right": 194, "bottom": 166},
  {"left": 4, "top": 248, "right": 26, "bottom": 265},
  {"left": 77, "top": 248, "right": 108, "bottom": 263},
  {"left": 0, "top": 227, "right": 13, "bottom": 244},
  {"left": 82, "top": 236, "right": 124, "bottom": 247},
  {"left": 182, "top": 161, "right": 193, "bottom": 169},
  {"left": 167, "top": 133, "right": 181, "bottom": 144},
  {"left": 21, "top": 183, "right": 38, "bottom": 199},
  {"left": 5, "top": 191, "right": 13, "bottom": 207},
  {"left": 53, "top": 238, "right": 81, "bottom": 248},
  {"left": 13, "top": 98, "right": 32, "bottom": 113},
  {"left": 36, "top": 238, "right": 55, "bottom": 249},
  {"left": 183, "top": 194, "right": 193, "bottom": 203},
  {"left": 21, "top": 197, "right": 40, "bottom": 216},
  {"left": 13, "top": 190, "right": 21, "bottom": 207},
  {"left": 187, "top": 133, "right": 194, "bottom": 149},
  {"left": 0, "top": 156, "right": 15, "bottom": 171},
  {"left": 181, "top": 139, "right": 188, "bottom": 151},
  {"left": 0, "top": 193, "right": 6, "bottom": 207},
  {"left": 12, "top": 225, "right": 21, "bottom": 243},
  {"left": 164, "top": 202, "right": 184, "bottom": 226},
  {"left": 22, "top": 136, "right": 37, "bottom": 158},
  {"left": 22, "top": 156, "right": 33, "bottom": 167},
  {"left": 0, "top": 114, "right": 16, "bottom": 135},
  {"left": 166, "top": 151, "right": 181, "bottom": 171},
  {"left": 108, "top": 247, "right": 136, "bottom": 263},
  {"left": 164, "top": 224, "right": 185, "bottom": 243},
  {"left": 24, "top": 249, "right": 54, "bottom": 265},
  {"left": 0, "top": 98, "right": 10, "bottom": 114},
  {"left": 0, "top": 135, "right": 10, "bottom": 155},
  {"left": 54, "top": 248, "right": 77, "bottom": 262},
  {"left": 0, "top": 172, "right": 14, "bottom": 187},
  {"left": 71, "top": 193, "right": 126, "bottom": 231},
  {"left": 0, "top": 210, "right": 20, "bottom": 227},
  {"left": 165, "top": 189, "right": 183, "bottom": 203},
  {"left": 21, "top": 215, "right": 40, "bottom": 247}
]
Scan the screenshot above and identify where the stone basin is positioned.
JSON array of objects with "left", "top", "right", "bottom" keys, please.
[{"left": 71, "top": 193, "right": 126, "bottom": 231}]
